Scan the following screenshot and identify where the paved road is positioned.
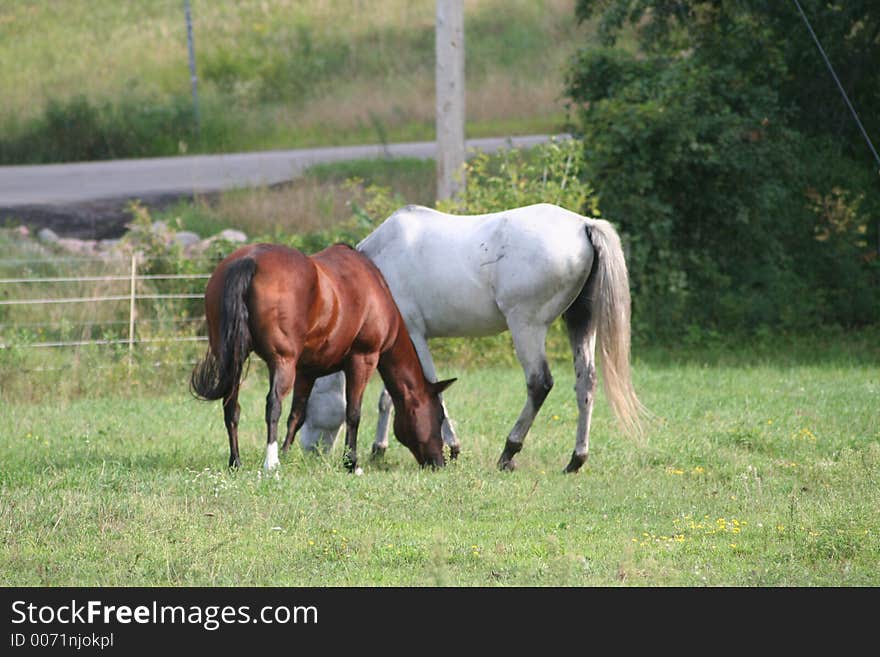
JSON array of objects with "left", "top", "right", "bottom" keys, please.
[{"left": 0, "top": 134, "right": 563, "bottom": 206}]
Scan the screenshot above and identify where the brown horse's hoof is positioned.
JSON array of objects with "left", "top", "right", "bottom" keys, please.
[
  {"left": 564, "top": 451, "right": 588, "bottom": 474},
  {"left": 228, "top": 456, "right": 242, "bottom": 469}
]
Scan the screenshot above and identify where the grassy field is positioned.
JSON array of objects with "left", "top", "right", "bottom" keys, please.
[
  {"left": 2, "top": 342, "right": 877, "bottom": 586},
  {"left": 0, "top": 0, "right": 591, "bottom": 162}
]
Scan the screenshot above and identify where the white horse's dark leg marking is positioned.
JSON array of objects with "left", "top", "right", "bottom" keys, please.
[
  {"left": 371, "top": 388, "right": 393, "bottom": 458},
  {"left": 497, "top": 322, "right": 552, "bottom": 471},
  {"left": 223, "top": 384, "right": 242, "bottom": 469}
]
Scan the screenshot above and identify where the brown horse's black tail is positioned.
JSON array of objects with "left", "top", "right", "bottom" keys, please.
[{"left": 190, "top": 257, "right": 257, "bottom": 401}]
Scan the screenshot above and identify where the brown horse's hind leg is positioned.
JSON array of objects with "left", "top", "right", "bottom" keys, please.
[
  {"left": 281, "top": 375, "right": 316, "bottom": 454},
  {"left": 343, "top": 354, "right": 380, "bottom": 473},
  {"left": 264, "top": 359, "right": 296, "bottom": 471},
  {"left": 224, "top": 384, "right": 242, "bottom": 469}
]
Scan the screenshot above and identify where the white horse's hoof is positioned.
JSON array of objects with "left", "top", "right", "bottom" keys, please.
[{"left": 354, "top": 467, "right": 364, "bottom": 476}]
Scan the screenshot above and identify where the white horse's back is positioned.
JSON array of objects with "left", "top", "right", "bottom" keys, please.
[{"left": 359, "top": 204, "right": 594, "bottom": 337}]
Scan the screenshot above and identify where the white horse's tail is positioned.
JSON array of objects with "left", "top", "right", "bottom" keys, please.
[{"left": 582, "top": 218, "right": 646, "bottom": 436}]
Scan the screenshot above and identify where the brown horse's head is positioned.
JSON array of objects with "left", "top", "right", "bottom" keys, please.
[{"left": 393, "top": 378, "right": 456, "bottom": 468}]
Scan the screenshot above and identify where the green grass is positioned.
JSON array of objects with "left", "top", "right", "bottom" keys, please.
[
  {"left": 2, "top": 346, "right": 878, "bottom": 586},
  {"left": 0, "top": 0, "right": 588, "bottom": 163}
]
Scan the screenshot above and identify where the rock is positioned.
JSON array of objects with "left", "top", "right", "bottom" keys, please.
[
  {"left": 174, "top": 231, "right": 201, "bottom": 248},
  {"left": 57, "top": 238, "right": 98, "bottom": 255},
  {"left": 184, "top": 239, "right": 216, "bottom": 257},
  {"left": 217, "top": 229, "right": 247, "bottom": 243},
  {"left": 38, "top": 227, "right": 59, "bottom": 243}
]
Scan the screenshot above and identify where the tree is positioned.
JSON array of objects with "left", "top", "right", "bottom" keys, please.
[{"left": 565, "top": 0, "right": 880, "bottom": 336}]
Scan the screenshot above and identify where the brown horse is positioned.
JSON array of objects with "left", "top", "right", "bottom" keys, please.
[{"left": 190, "top": 243, "right": 455, "bottom": 472}]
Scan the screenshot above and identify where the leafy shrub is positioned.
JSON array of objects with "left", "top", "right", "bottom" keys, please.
[
  {"left": 0, "top": 94, "right": 237, "bottom": 164},
  {"left": 564, "top": 2, "right": 880, "bottom": 338},
  {"left": 437, "top": 137, "right": 599, "bottom": 216}
]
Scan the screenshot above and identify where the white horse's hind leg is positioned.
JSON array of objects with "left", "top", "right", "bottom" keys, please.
[
  {"left": 564, "top": 320, "right": 598, "bottom": 473},
  {"left": 497, "top": 320, "right": 553, "bottom": 471}
]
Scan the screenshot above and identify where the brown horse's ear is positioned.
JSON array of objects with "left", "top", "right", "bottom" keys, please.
[{"left": 432, "top": 378, "right": 457, "bottom": 394}]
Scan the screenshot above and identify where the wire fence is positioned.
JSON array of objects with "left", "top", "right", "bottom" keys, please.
[{"left": 0, "top": 253, "right": 211, "bottom": 356}]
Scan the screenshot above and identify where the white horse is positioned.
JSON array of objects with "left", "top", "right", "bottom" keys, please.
[{"left": 299, "top": 202, "right": 643, "bottom": 472}]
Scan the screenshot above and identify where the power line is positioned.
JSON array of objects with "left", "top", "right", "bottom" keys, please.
[{"left": 792, "top": 0, "right": 880, "bottom": 172}]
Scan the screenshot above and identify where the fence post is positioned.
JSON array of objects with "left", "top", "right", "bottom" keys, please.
[{"left": 128, "top": 253, "right": 137, "bottom": 370}]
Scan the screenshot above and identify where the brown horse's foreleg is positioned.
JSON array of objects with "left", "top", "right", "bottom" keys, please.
[
  {"left": 343, "top": 354, "right": 379, "bottom": 473},
  {"left": 281, "top": 375, "right": 316, "bottom": 454},
  {"left": 224, "top": 384, "right": 242, "bottom": 469},
  {"left": 264, "top": 359, "right": 296, "bottom": 471}
]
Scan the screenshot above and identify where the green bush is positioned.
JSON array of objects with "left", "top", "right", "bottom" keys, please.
[
  {"left": 564, "top": 2, "right": 880, "bottom": 338},
  {"left": 438, "top": 137, "right": 599, "bottom": 216},
  {"left": 0, "top": 94, "right": 239, "bottom": 164}
]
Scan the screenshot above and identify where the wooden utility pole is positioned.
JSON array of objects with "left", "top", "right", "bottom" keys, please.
[
  {"left": 184, "top": 0, "right": 201, "bottom": 137},
  {"left": 435, "top": 0, "right": 465, "bottom": 201}
]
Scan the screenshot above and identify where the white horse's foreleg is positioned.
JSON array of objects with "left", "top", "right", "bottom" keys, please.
[
  {"left": 301, "top": 427, "right": 341, "bottom": 455},
  {"left": 321, "top": 426, "right": 342, "bottom": 453},
  {"left": 299, "top": 424, "right": 323, "bottom": 453},
  {"left": 371, "top": 388, "right": 394, "bottom": 456},
  {"left": 497, "top": 321, "right": 552, "bottom": 471},
  {"left": 410, "top": 332, "right": 460, "bottom": 457},
  {"left": 372, "top": 331, "right": 461, "bottom": 459},
  {"left": 300, "top": 372, "right": 346, "bottom": 453}
]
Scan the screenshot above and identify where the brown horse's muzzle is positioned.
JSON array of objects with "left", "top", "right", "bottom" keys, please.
[{"left": 412, "top": 446, "right": 445, "bottom": 469}]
